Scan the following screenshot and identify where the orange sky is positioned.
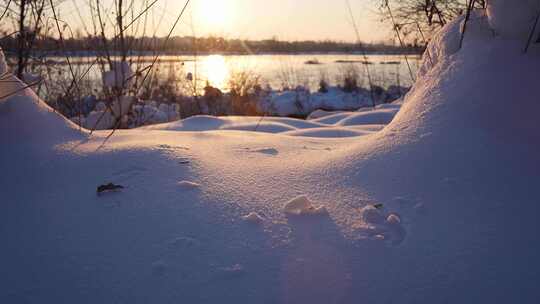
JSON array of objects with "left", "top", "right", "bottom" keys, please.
[{"left": 63, "top": 0, "right": 393, "bottom": 43}]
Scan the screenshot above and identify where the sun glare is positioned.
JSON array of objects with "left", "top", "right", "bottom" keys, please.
[{"left": 202, "top": 55, "right": 229, "bottom": 90}]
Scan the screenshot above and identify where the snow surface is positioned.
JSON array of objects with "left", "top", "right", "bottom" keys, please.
[
  {"left": 242, "top": 212, "right": 265, "bottom": 224},
  {"left": 283, "top": 195, "right": 328, "bottom": 216},
  {"left": 2, "top": 3, "right": 540, "bottom": 303},
  {"left": 142, "top": 109, "right": 395, "bottom": 138},
  {"left": 487, "top": 0, "right": 540, "bottom": 40}
]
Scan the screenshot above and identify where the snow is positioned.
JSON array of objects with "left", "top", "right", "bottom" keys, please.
[
  {"left": 84, "top": 109, "right": 115, "bottom": 130},
  {"left": 386, "top": 214, "right": 401, "bottom": 225},
  {"left": 70, "top": 85, "right": 406, "bottom": 129},
  {"left": 2, "top": 2, "right": 540, "bottom": 303},
  {"left": 242, "top": 212, "right": 265, "bottom": 224},
  {"left": 487, "top": 0, "right": 540, "bottom": 40},
  {"left": 283, "top": 195, "right": 328, "bottom": 216},
  {"left": 21, "top": 72, "right": 41, "bottom": 84},
  {"left": 262, "top": 87, "right": 374, "bottom": 117},
  {"left": 0, "top": 74, "right": 85, "bottom": 143},
  {"left": 143, "top": 107, "right": 399, "bottom": 138},
  {"left": 111, "top": 95, "right": 135, "bottom": 117},
  {"left": 361, "top": 205, "right": 386, "bottom": 225},
  {"left": 102, "top": 61, "right": 134, "bottom": 88},
  {"left": 177, "top": 180, "right": 201, "bottom": 190},
  {"left": 0, "top": 47, "right": 7, "bottom": 75}
]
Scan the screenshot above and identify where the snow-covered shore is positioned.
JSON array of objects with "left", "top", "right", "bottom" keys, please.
[
  {"left": 68, "top": 85, "right": 408, "bottom": 131},
  {"left": 2, "top": 1, "right": 540, "bottom": 303}
]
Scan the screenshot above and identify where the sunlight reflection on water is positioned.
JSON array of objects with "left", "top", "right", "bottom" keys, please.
[
  {"left": 200, "top": 55, "right": 229, "bottom": 90},
  {"left": 182, "top": 54, "right": 420, "bottom": 93}
]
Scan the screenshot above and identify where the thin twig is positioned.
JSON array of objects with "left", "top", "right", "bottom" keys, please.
[
  {"left": 62, "top": 0, "right": 160, "bottom": 99},
  {"left": 0, "top": 0, "right": 12, "bottom": 22},
  {"left": 459, "top": 0, "right": 476, "bottom": 50},
  {"left": 49, "top": 0, "right": 84, "bottom": 130},
  {"left": 97, "top": 0, "right": 191, "bottom": 147},
  {"left": 346, "top": 0, "right": 376, "bottom": 107},
  {"left": 524, "top": 9, "right": 540, "bottom": 53},
  {"left": 416, "top": 21, "right": 433, "bottom": 67},
  {"left": 384, "top": 0, "right": 415, "bottom": 83}
]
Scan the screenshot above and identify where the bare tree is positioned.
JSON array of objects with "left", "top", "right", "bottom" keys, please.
[
  {"left": 380, "top": 0, "right": 486, "bottom": 42},
  {"left": 1, "top": 0, "right": 55, "bottom": 79}
]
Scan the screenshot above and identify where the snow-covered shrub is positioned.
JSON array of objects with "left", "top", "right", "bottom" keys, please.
[
  {"left": 318, "top": 79, "right": 329, "bottom": 93},
  {"left": 0, "top": 48, "right": 8, "bottom": 75},
  {"left": 84, "top": 110, "right": 116, "bottom": 130},
  {"left": 336, "top": 64, "right": 362, "bottom": 93},
  {"left": 102, "top": 61, "right": 134, "bottom": 89},
  {"left": 111, "top": 95, "right": 136, "bottom": 118}
]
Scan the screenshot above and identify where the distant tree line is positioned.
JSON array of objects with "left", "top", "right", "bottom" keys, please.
[{"left": 0, "top": 34, "right": 424, "bottom": 57}]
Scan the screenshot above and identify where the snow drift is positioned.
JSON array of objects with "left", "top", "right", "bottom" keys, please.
[{"left": 0, "top": 58, "right": 85, "bottom": 144}]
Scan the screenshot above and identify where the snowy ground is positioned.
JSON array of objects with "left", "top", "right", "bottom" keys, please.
[{"left": 2, "top": 2, "right": 540, "bottom": 303}]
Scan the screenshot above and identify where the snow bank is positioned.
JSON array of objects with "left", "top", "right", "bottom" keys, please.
[
  {"left": 0, "top": 73, "right": 84, "bottom": 143},
  {"left": 336, "top": 108, "right": 399, "bottom": 126}
]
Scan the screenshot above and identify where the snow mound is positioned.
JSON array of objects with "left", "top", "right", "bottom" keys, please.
[
  {"left": 283, "top": 195, "right": 328, "bottom": 216},
  {"left": 361, "top": 205, "right": 386, "bottom": 225},
  {"left": 386, "top": 214, "right": 401, "bottom": 225},
  {"left": 358, "top": 206, "right": 406, "bottom": 244},
  {"left": 0, "top": 73, "right": 84, "bottom": 143},
  {"left": 144, "top": 104, "right": 400, "bottom": 138}
]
